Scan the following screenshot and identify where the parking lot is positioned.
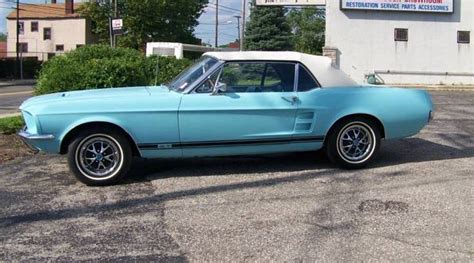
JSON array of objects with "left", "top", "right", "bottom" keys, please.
[{"left": 0, "top": 91, "right": 473, "bottom": 261}]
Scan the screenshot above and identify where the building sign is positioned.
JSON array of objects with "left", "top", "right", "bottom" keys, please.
[
  {"left": 256, "top": 0, "right": 325, "bottom": 6},
  {"left": 341, "top": 0, "right": 453, "bottom": 13},
  {"left": 111, "top": 18, "right": 124, "bottom": 35}
]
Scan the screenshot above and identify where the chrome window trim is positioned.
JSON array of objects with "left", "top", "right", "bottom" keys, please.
[
  {"left": 188, "top": 60, "right": 298, "bottom": 94},
  {"left": 294, "top": 63, "right": 300, "bottom": 92},
  {"left": 186, "top": 59, "right": 323, "bottom": 94},
  {"left": 183, "top": 59, "right": 225, "bottom": 94}
]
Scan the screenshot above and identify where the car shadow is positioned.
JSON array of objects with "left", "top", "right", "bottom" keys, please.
[
  {"left": 375, "top": 135, "right": 473, "bottom": 167},
  {"left": 125, "top": 150, "right": 332, "bottom": 183},
  {"left": 2, "top": 137, "right": 472, "bottom": 228},
  {"left": 125, "top": 135, "right": 473, "bottom": 184}
]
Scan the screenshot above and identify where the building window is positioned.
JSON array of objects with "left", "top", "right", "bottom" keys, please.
[
  {"left": 31, "top": 22, "right": 38, "bottom": 32},
  {"left": 76, "top": 44, "right": 84, "bottom": 49},
  {"left": 458, "top": 31, "right": 470, "bottom": 44},
  {"left": 56, "top": 45, "right": 64, "bottom": 52},
  {"left": 18, "top": 43, "right": 28, "bottom": 53},
  {"left": 18, "top": 22, "right": 24, "bottom": 35},
  {"left": 394, "top": 28, "right": 408, "bottom": 42},
  {"left": 43, "top": 28, "right": 51, "bottom": 40}
]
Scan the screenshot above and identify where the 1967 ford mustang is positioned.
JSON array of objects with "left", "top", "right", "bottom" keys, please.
[{"left": 19, "top": 51, "right": 434, "bottom": 185}]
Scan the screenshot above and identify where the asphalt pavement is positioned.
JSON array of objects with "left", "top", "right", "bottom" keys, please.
[
  {"left": 0, "top": 91, "right": 473, "bottom": 261},
  {"left": 0, "top": 80, "right": 35, "bottom": 117}
]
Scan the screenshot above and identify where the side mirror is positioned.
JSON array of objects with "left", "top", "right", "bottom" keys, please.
[{"left": 211, "top": 82, "right": 227, "bottom": 95}]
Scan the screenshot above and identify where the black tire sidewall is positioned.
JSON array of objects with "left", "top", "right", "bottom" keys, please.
[
  {"left": 326, "top": 118, "right": 381, "bottom": 169},
  {"left": 67, "top": 128, "right": 132, "bottom": 186}
]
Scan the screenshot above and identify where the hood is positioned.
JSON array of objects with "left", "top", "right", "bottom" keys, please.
[{"left": 20, "top": 86, "right": 170, "bottom": 110}]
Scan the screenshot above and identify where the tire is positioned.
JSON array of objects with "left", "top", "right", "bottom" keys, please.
[
  {"left": 326, "top": 117, "right": 381, "bottom": 169},
  {"left": 67, "top": 127, "right": 132, "bottom": 186}
]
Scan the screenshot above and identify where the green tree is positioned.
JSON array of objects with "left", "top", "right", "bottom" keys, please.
[
  {"left": 0, "top": 33, "right": 6, "bottom": 41},
  {"left": 244, "top": 1, "right": 293, "bottom": 51},
  {"left": 287, "top": 7, "right": 325, "bottom": 55},
  {"left": 79, "top": 0, "right": 207, "bottom": 50}
]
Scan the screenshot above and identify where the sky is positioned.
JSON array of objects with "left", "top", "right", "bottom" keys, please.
[{"left": 0, "top": 0, "right": 248, "bottom": 46}]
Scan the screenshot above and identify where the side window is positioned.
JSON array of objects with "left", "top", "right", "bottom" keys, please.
[
  {"left": 221, "top": 62, "right": 265, "bottom": 92},
  {"left": 217, "top": 62, "right": 295, "bottom": 93},
  {"left": 265, "top": 63, "right": 295, "bottom": 92},
  {"left": 298, "top": 65, "right": 318, "bottom": 92}
]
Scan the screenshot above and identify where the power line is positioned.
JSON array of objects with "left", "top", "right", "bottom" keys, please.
[
  {"left": 206, "top": 4, "right": 240, "bottom": 15},
  {"left": 208, "top": 1, "right": 241, "bottom": 13},
  {"left": 199, "top": 23, "right": 235, "bottom": 26}
]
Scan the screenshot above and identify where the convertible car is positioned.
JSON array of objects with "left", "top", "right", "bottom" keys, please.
[{"left": 19, "top": 51, "right": 434, "bottom": 185}]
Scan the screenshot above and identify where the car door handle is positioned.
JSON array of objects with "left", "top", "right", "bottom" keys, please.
[{"left": 282, "top": 96, "right": 298, "bottom": 104}]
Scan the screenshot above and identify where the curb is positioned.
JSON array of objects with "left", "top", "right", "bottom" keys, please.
[
  {"left": 0, "top": 112, "right": 21, "bottom": 119},
  {"left": 0, "top": 80, "right": 37, "bottom": 88},
  {"left": 391, "top": 85, "right": 474, "bottom": 91}
]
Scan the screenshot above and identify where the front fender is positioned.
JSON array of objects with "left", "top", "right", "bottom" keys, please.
[{"left": 58, "top": 115, "right": 137, "bottom": 144}]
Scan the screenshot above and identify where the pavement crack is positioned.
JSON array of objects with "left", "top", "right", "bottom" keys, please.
[{"left": 361, "top": 232, "right": 471, "bottom": 255}]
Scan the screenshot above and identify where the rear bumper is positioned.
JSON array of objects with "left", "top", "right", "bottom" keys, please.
[{"left": 17, "top": 126, "right": 55, "bottom": 153}]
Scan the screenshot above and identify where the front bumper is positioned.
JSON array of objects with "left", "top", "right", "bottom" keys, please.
[{"left": 17, "top": 126, "right": 55, "bottom": 153}]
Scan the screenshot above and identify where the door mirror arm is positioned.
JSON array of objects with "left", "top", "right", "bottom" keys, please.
[{"left": 211, "top": 82, "right": 227, "bottom": 95}]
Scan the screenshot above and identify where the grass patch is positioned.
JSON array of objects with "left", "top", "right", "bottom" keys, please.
[{"left": 0, "top": 115, "right": 24, "bottom": 135}]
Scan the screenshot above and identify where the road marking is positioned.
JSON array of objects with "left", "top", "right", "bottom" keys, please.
[{"left": 0, "top": 90, "right": 34, "bottom": 97}]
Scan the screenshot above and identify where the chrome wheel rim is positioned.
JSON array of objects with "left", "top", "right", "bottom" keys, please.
[
  {"left": 76, "top": 134, "right": 123, "bottom": 180},
  {"left": 337, "top": 122, "right": 375, "bottom": 164}
]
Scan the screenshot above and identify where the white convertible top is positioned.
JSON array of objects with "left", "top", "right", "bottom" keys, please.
[{"left": 204, "top": 51, "right": 357, "bottom": 87}]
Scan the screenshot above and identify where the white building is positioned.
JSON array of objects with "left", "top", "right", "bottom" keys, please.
[
  {"left": 324, "top": 0, "right": 473, "bottom": 85},
  {"left": 146, "top": 42, "right": 239, "bottom": 59},
  {"left": 6, "top": 1, "right": 95, "bottom": 61}
]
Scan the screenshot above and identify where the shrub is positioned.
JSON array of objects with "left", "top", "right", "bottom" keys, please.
[
  {"left": 0, "top": 115, "right": 24, "bottom": 135},
  {"left": 35, "top": 45, "right": 191, "bottom": 95}
]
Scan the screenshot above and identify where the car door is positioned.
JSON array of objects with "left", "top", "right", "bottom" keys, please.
[{"left": 178, "top": 61, "right": 299, "bottom": 157}]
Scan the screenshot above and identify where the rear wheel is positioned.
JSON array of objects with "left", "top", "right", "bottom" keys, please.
[
  {"left": 67, "top": 128, "right": 132, "bottom": 186},
  {"left": 326, "top": 118, "right": 381, "bottom": 169}
]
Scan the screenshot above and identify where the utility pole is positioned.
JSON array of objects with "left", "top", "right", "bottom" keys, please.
[
  {"left": 240, "top": 0, "right": 246, "bottom": 51},
  {"left": 108, "top": 0, "right": 113, "bottom": 47},
  {"left": 234, "top": 15, "right": 241, "bottom": 47},
  {"left": 215, "top": 0, "right": 219, "bottom": 48},
  {"left": 16, "top": 0, "right": 20, "bottom": 79},
  {"left": 113, "top": 0, "right": 117, "bottom": 47}
]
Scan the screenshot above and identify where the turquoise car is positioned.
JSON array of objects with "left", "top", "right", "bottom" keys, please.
[{"left": 19, "top": 51, "right": 434, "bottom": 185}]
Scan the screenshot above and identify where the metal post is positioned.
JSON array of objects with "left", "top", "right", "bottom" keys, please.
[
  {"left": 113, "top": 0, "right": 117, "bottom": 47},
  {"left": 20, "top": 50, "right": 23, "bottom": 80},
  {"left": 109, "top": 17, "right": 113, "bottom": 47},
  {"left": 16, "top": 0, "right": 20, "bottom": 79},
  {"left": 234, "top": 15, "right": 241, "bottom": 48},
  {"left": 215, "top": 0, "right": 219, "bottom": 48},
  {"left": 240, "top": 0, "right": 246, "bottom": 51}
]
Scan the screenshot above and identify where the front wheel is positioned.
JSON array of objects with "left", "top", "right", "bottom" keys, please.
[
  {"left": 67, "top": 128, "right": 132, "bottom": 186},
  {"left": 326, "top": 118, "right": 381, "bottom": 169}
]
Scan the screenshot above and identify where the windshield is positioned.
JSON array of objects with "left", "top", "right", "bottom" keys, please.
[{"left": 167, "top": 56, "right": 219, "bottom": 92}]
